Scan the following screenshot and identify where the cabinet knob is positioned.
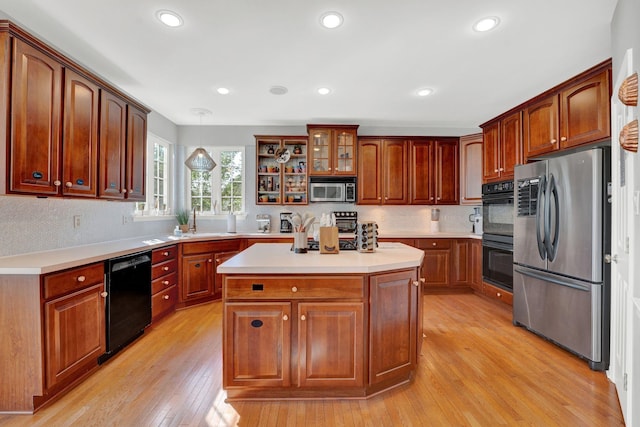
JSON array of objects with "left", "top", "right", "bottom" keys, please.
[
  {"left": 494, "top": 169, "right": 499, "bottom": 173},
  {"left": 551, "top": 139, "right": 557, "bottom": 144},
  {"left": 301, "top": 314, "right": 306, "bottom": 321},
  {"left": 123, "top": 189, "right": 128, "bottom": 193},
  {"left": 430, "top": 197, "right": 434, "bottom": 200},
  {"left": 283, "top": 314, "right": 289, "bottom": 321},
  {"left": 560, "top": 136, "right": 567, "bottom": 142},
  {"left": 163, "top": 266, "right": 169, "bottom": 271},
  {"left": 100, "top": 291, "right": 108, "bottom": 298},
  {"left": 378, "top": 197, "right": 381, "bottom": 200},
  {"left": 420, "top": 278, "right": 426, "bottom": 283},
  {"left": 163, "top": 251, "right": 170, "bottom": 256},
  {"left": 65, "top": 181, "right": 73, "bottom": 188},
  {"left": 77, "top": 275, "right": 86, "bottom": 282},
  {"left": 208, "top": 259, "right": 213, "bottom": 263},
  {"left": 499, "top": 168, "right": 504, "bottom": 172},
  {"left": 291, "top": 286, "right": 298, "bottom": 293},
  {"left": 54, "top": 180, "right": 61, "bottom": 187},
  {"left": 162, "top": 280, "right": 170, "bottom": 285},
  {"left": 163, "top": 294, "right": 170, "bottom": 300},
  {"left": 436, "top": 197, "right": 441, "bottom": 200},
  {"left": 413, "top": 281, "right": 420, "bottom": 287},
  {"left": 432, "top": 242, "right": 436, "bottom": 246},
  {"left": 497, "top": 292, "right": 502, "bottom": 297},
  {"left": 385, "top": 197, "right": 388, "bottom": 200}
]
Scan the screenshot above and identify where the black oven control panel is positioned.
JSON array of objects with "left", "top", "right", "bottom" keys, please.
[{"left": 482, "top": 180, "right": 514, "bottom": 195}]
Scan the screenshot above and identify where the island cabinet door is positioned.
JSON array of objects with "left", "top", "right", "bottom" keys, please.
[
  {"left": 181, "top": 253, "right": 214, "bottom": 302},
  {"left": 297, "top": 302, "right": 364, "bottom": 388},
  {"left": 369, "top": 269, "right": 418, "bottom": 386},
  {"left": 224, "top": 302, "right": 291, "bottom": 388}
]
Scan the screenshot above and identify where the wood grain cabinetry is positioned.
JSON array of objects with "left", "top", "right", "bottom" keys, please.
[
  {"left": 151, "top": 245, "right": 178, "bottom": 322},
  {"left": 482, "top": 111, "right": 522, "bottom": 183},
  {"left": 414, "top": 238, "right": 476, "bottom": 291},
  {"left": 42, "top": 263, "right": 106, "bottom": 392},
  {"left": 459, "top": 133, "right": 483, "bottom": 205},
  {"left": 307, "top": 125, "right": 358, "bottom": 175},
  {"left": 410, "top": 138, "right": 459, "bottom": 205},
  {"left": 180, "top": 239, "right": 242, "bottom": 307},
  {"left": 255, "top": 136, "right": 308, "bottom": 205},
  {"left": 358, "top": 138, "right": 409, "bottom": 204},
  {"left": 523, "top": 66, "right": 610, "bottom": 161},
  {"left": 480, "top": 281, "right": 513, "bottom": 305},
  {"left": 0, "top": 21, "right": 149, "bottom": 199},
  {"left": 470, "top": 239, "right": 482, "bottom": 291}
]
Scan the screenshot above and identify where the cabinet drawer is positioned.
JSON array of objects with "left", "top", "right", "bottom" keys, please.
[
  {"left": 152, "top": 245, "right": 177, "bottom": 263},
  {"left": 152, "top": 284, "right": 178, "bottom": 320},
  {"left": 482, "top": 282, "right": 513, "bottom": 305},
  {"left": 43, "top": 262, "right": 104, "bottom": 300},
  {"left": 225, "top": 275, "right": 364, "bottom": 300},
  {"left": 152, "top": 259, "right": 177, "bottom": 279},
  {"left": 182, "top": 239, "right": 241, "bottom": 255},
  {"left": 414, "top": 239, "right": 452, "bottom": 250},
  {"left": 152, "top": 272, "right": 178, "bottom": 294}
]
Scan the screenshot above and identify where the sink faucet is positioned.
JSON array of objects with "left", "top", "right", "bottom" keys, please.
[{"left": 190, "top": 207, "right": 197, "bottom": 233}]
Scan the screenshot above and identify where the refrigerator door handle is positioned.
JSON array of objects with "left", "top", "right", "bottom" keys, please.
[
  {"left": 547, "top": 174, "right": 560, "bottom": 262},
  {"left": 514, "top": 266, "right": 592, "bottom": 292},
  {"left": 543, "top": 173, "right": 553, "bottom": 261},
  {"left": 535, "top": 174, "right": 547, "bottom": 260}
]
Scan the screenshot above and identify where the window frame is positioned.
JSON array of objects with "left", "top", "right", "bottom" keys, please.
[{"left": 135, "top": 132, "right": 174, "bottom": 216}]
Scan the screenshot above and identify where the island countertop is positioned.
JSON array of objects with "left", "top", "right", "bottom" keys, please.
[{"left": 217, "top": 242, "right": 424, "bottom": 275}]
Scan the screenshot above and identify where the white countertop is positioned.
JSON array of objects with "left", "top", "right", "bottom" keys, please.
[
  {"left": 0, "top": 231, "right": 477, "bottom": 275},
  {"left": 217, "top": 242, "right": 425, "bottom": 274}
]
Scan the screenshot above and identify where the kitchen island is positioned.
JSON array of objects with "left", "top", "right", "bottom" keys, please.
[{"left": 218, "top": 242, "right": 425, "bottom": 400}]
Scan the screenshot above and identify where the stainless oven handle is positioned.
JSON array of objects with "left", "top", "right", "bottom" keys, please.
[{"left": 481, "top": 239, "right": 513, "bottom": 252}]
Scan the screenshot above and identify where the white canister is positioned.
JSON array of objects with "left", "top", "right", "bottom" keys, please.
[{"left": 227, "top": 212, "right": 236, "bottom": 233}]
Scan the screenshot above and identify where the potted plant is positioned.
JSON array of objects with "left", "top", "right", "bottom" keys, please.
[{"left": 175, "top": 209, "right": 191, "bottom": 233}]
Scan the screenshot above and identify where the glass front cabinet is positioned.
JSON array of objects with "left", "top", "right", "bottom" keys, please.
[
  {"left": 307, "top": 125, "right": 358, "bottom": 176},
  {"left": 255, "top": 136, "right": 308, "bottom": 205}
]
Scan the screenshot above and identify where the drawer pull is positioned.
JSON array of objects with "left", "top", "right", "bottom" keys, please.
[
  {"left": 282, "top": 315, "right": 289, "bottom": 321},
  {"left": 432, "top": 242, "right": 436, "bottom": 246},
  {"left": 162, "top": 280, "right": 170, "bottom": 285},
  {"left": 291, "top": 286, "right": 298, "bottom": 293},
  {"left": 420, "top": 278, "right": 426, "bottom": 283},
  {"left": 300, "top": 315, "right": 306, "bottom": 321},
  {"left": 163, "top": 251, "right": 170, "bottom": 256},
  {"left": 100, "top": 291, "right": 108, "bottom": 298},
  {"left": 251, "top": 319, "right": 264, "bottom": 328},
  {"left": 497, "top": 292, "right": 502, "bottom": 297},
  {"left": 163, "top": 295, "right": 170, "bottom": 300},
  {"left": 77, "top": 275, "right": 86, "bottom": 282},
  {"left": 413, "top": 280, "right": 419, "bottom": 287},
  {"left": 162, "top": 266, "right": 169, "bottom": 271}
]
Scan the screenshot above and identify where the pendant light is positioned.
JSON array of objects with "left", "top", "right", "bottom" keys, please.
[{"left": 185, "top": 108, "right": 217, "bottom": 172}]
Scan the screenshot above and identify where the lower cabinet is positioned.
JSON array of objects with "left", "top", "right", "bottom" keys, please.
[
  {"left": 222, "top": 269, "right": 418, "bottom": 399},
  {"left": 470, "top": 239, "right": 483, "bottom": 291},
  {"left": 42, "top": 263, "right": 106, "bottom": 395},
  {"left": 411, "top": 238, "right": 478, "bottom": 291},
  {"left": 151, "top": 245, "right": 178, "bottom": 322}
]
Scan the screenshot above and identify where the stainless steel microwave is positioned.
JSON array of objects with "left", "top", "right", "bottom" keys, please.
[{"left": 309, "top": 177, "right": 356, "bottom": 203}]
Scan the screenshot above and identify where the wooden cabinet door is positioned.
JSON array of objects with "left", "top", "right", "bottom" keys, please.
[
  {"left": 422, "top": 249, "right": 450, "bottom": 287},
  {"left": 470, "top": 239, "right": 482, "bottom": 291},
  {"left": 369, "top": 269, "right": 417, "bottom": 385},
  {"left": 298, "top": 302, "right": 364, "bottom": 388},
  {"left": 62, "top": 69, "right": 99, "bottom": 197},
  {"left": 98, "top": 91, "right": 127, "bottom": 199},
  {"left": 459, "top": 134, "right": 482, "bottom": 205},
  {"left": 451, "top": 240, "right": 470, "bottom": 286},
  {"left": 224, "top": 302, "right": 291, "bottom": 388},
  {"left": 308, "top": 128, "right": 332, "bottom": 175},
  {"left": 333, "top": 128, "right": 357, "bottom": 175},
  {"left": 357, "top": 139, "right": 382, "bottom": 204},
  {"left": 500, "top": 111, "right": 523, "bottom": 179},
  {"left": 560, "top": 70, "right": 610, "bottom": 149},
  {"left": 523, "top": 94, "right": 559, "bottom": 160},
  {"left": 382, "top": 140, "right": 409, "bottom": 204},
  {"left": 181, "top": 253, "right": 214, "bottom": 302},
  {"left": 126, "top": 105, "right": 147, "bottom": 201},
  {"left": 10, "top": 39, "right": 62, "bottom": 195},
  {"left": 44, "top": 283, "right": 106, "bottom": 389},
  {"left": 434, "top": 139, "right": 459, "bottom": 204},
  {"left": 410, "top": 139, "right": 434, "bottom": 204},
  {"left": 482, "top": 121, "right": 500, "bottom": 182}
]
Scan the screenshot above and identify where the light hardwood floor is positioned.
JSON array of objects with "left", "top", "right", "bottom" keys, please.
[{"left": 0, "top": 294, "right": 625, "bottom": 426}]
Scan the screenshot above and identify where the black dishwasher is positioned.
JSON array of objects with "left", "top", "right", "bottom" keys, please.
[{"left": 99, "top": 251, "right": 152, "bottom": 364}]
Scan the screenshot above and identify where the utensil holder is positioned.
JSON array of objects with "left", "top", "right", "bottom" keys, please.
[
  {"left": 293, "top": 231, "right": 308, "bottom": 253},
  {"left": 357, "top": 221, "right": 378, "bottom": 253}
]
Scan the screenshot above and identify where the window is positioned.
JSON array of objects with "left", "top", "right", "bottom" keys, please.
[
  {"left": 189, "top": 147, "right": 245, "bottom": 214},
  {"left": 136, "top": 133, "right": 173, "bottom": 215}
]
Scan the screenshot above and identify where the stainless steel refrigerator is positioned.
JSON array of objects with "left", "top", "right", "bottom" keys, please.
[{"left": 513, "top": 147, "right": 610, "bottom": 370}]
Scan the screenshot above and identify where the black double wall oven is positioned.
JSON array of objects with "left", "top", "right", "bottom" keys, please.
[{"left": 482, "top": 180, "right": 515, "bottom": 292}]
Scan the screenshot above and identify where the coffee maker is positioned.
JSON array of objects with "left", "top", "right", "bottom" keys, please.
[{"left": 468, "top": 207, "right": 483, "bottom": 235}]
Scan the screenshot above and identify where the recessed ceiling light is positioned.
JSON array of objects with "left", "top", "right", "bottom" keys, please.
[
  {"left": 156, "top": 10, "right": 183, "bottom": 27},
  {"left": 473, "top": 16, "right": 500, "bottom": 32},
  {"left": 269, "top": 86, "right": 288, "bottom": 95},
  {"left": 320, "top": 12, "right": 343, "bottom": 29},
  {"left": 317, "top": 87, "right": 331, "bottom": 95},
  {"left": 417, "top": 88, "right": 434, "bottom": 97},
  {"left": 216, "top": 87, "right": 230, "bottom": 95}
]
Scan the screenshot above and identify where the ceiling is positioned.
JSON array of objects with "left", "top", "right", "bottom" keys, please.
[{"left": 0, "top": 0, "right": 617, "bottom": 131}]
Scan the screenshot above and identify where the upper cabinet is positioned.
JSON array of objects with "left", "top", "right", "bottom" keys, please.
[
  {"left": 358, "top": 138, "right": 409, "bottom": 205},
  {"left": 0, "top": 21, "right": 150, "bottom": 199},
  {"left": 523, "top": 67, "right": 610, "bottom": 160},
  {"left": 481, "top": 111, "right": 522, "bottom": 183},
  {"left": 410, "top": 138, "right": 459, "bottom": 205},
  {"left": 255, "top": 136, "right": 308, "bottom": 205},
  {"left": 307, "top": 125, "right": 358, "bottom": 176},
  {"left": 459, "top": 133, "right": 482, "bottom": 205}
]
